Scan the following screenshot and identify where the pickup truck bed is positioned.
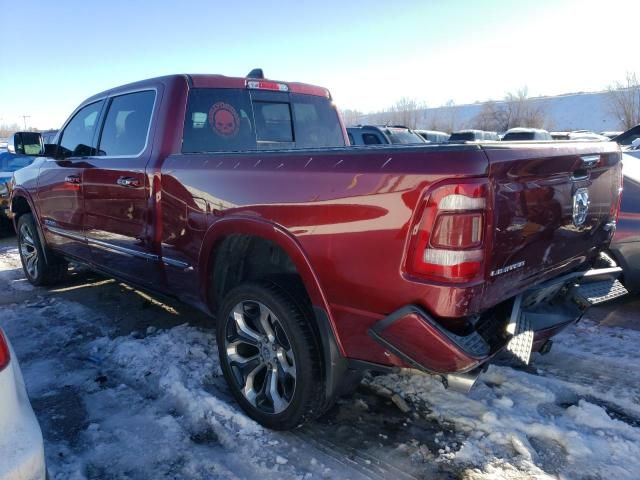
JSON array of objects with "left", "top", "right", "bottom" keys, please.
[{"left": 11, "top": 73, "right": 624, "bottom": 429}]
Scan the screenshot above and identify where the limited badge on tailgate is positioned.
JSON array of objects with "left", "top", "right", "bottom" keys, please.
[{"left": 572, "top": 188, "right": 589, "bottom": 226}]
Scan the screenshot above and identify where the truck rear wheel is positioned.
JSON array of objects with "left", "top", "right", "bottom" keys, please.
[
  {"left": 17, "top": 214, "right": 67, "bottom": 286},
  {"left": 217, "top": 281, "right": 326, "bottom": 430}
]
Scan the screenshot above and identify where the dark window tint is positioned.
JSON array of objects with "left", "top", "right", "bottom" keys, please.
[
  {"left": 502, "top": 132, "right": 535, "bottom": 141},
  {"left": 363, "top": 133, "right": 383, "bottom": 145},
  {"left": 183, "top": 89, "right": 256, "bottom": 153},
  {"left": 290, "top": 93, "right": 344, "bottom": 148},
  {"left": 99, "top": 90, "right": 155, "bottom": 156},
  {"left": 449, "top": 132, "right": 477, "bottom": 142},
  {"left": 182, "top": 88, "right": 346, "bottom": 153},
  {"left": 59, "top": 101, "right": 103, "bottom": 158},
  {"left": 254, "top": 101, "right": 293, "bottom": 145},
  {"left": 347, "top": 132, "right": 355, "bottom": 145}
]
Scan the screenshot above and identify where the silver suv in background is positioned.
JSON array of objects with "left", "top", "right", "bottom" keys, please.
[
  {"left": 502, "top": 127, "right": 552, "bottom": 141},
  {"left": 415, "top": 129, "right": 450, "bottom": 143}
]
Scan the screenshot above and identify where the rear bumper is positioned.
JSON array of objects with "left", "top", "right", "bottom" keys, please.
[
  {"left": 369, "top": 266, "right": 625, "bottom": 375},
  {"left": 0, "top": 341, "right": 46, "bottom": 480}
]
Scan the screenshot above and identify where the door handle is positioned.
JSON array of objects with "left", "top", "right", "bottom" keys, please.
[
  {"left": 64, "top": 175, "right": 81, "bottom": 184},
  {"left": 116, "top": 176, "right": 141, "bottom": 188}
]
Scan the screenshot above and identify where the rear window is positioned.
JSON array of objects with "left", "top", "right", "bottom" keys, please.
[
  {"left": 502, "top": 132, "right": 535, "bottom": 141},
  {"left": 448, "top": 132, "right": 476, "bottom": 142},
  {"left": 182, "top": 88, "right": 345, "bottom": 153},
  {"left": 386, "top": 129, "right": 425, "bottom": 144}
]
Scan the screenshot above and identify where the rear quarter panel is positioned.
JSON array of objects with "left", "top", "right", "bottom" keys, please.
[{"left": 161, "top": 145, "right": 489, "bottom": 363}]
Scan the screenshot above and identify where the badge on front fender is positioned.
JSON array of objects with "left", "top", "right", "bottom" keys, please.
[{"left": 573, "top": 188, "right": 589, "bottom": 226}]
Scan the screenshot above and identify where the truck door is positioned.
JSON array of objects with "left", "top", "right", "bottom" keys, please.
[
  {"left": 82, "top": 89, "right": 160, "bottom": 286},
  {"left": 38, "top": 100, "right": 104, "bottom": 261}
]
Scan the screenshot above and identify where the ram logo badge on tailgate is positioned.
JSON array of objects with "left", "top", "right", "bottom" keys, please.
[{"left": 573, "top": 188, "right": 590, "bottom": 226}]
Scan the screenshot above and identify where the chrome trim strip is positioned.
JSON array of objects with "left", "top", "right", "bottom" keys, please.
[
  {"left": 88, "top": 238, "right": 159, "bottom": 261},
  {"left": 580, "top": 155, "right": 600, "bottom": 167},
  {"left": 45, "top": 225, "right": 86, "bottom": 242},
  {"left": 162, "top": 256, "right": 193, "bottom": 271}
]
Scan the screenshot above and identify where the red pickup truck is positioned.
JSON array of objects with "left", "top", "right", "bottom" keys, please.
[{"left": 11, "top": 72, "right": 626, "bottom": 429}]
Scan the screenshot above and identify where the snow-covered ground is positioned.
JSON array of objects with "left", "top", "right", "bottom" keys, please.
[{"left": 1, "top": 237, "right": 640, "bottom": 480}]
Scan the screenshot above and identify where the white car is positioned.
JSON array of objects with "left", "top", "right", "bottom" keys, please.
[{"left": 0, "top": 329, "right": 46, "bottom": 480}]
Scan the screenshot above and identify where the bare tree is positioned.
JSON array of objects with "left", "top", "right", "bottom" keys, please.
[
  {"left": 0, "top": 123, "right": 21, "bottom": 138},
  {"left": 471, "top": 87, "right": 547, "bottom": 131},
  {"left": 607, "top": 72, "right": 640, "bottom": 130},
  {"left": 340, "top": 108, "right": 364, "bottom": 126}
]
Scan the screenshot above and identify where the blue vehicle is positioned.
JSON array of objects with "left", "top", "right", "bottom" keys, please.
[{"left": 0, "top": 132, "right": 47, "bottom": 232}]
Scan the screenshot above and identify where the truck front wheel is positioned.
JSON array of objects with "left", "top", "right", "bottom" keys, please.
[
  {"left": 217, "top": 281, "right": 326, "bottom": 429},
  {"left": 17, "top": 214, "right": 67, "bottom": 286}
]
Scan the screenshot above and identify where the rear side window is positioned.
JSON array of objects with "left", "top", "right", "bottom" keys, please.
[
  {"left": 98, "top": 90, "right": 155, "bottom": 156},
  {"left": 362, "top": 133, "right": 383, "bottom": 145},
  {"left": 182, "top": 88, "right": 345, "bottom": 153},
  {"left": 58, "top": 101, "right": 103, "bottom": 158},
  {"left": 347, "top": 132, "right": 355, "bottom": 145}
]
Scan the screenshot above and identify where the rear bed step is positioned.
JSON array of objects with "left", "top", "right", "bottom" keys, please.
[{"left": 573, "top": 278, "right": 628, "bottom": 307}]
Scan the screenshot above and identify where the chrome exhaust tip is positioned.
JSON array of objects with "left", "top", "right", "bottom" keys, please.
[{"left": 442, "top": 368, "right": 482, "bottom": 393}]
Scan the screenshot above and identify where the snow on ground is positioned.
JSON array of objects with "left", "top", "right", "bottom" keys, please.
[{"left": 1, "top": 240, "right": 640, "bottom": 479}]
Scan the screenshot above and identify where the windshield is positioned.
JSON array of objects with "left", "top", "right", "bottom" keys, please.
[{"left": 385, "top": 129, "right": 425, "bottom": 144}]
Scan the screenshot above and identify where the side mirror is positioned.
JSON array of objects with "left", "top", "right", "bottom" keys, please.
[
  {"left": 631, "top": 138, "right": 640, "bottom": 150},
  {"left": 11, "top": 131, "right": 44, "bottom": 155}
]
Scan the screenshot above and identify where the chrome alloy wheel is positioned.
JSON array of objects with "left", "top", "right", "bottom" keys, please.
[
  {"left": 19, "top": 223, "right": 39, "bottom": 279},
  {"left": 224, "top": 300, "right": 297, "bottom": 414}
]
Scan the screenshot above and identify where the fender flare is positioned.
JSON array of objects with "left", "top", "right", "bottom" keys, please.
[
  {"left": 197, "top": 215, "right": 346, "bottom": 359},
  {"left": 10, "top": 188, "right": 50, "bottom": 262}
]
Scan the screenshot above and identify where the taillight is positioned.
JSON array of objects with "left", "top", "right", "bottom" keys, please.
[
  {"left": 0, "top": 330, "right": 10, "bottom": 372},
  {"left": 612, "top": 161, "right": 623, "bottom": 222},
  {"left": 407, "top": 180, "right": 488, "bottom": 283}
]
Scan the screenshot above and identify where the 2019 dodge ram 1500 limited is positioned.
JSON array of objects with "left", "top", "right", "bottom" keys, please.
[{"left": 11, "top": 72, "right": 626, "bottom": 429}]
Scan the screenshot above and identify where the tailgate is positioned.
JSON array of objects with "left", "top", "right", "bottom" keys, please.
[{"left": 481, "top": 141, "right": 622, "bottom": 301}]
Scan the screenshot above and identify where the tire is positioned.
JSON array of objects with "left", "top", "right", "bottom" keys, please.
[
  {"left": 217, "top": 281, "right": 326, "bottom": 430},
  {"left": 17, "top": 213, "right": 67, "bottom": 286}
]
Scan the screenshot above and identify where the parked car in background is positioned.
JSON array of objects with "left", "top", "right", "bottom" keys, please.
[
  {"left": 0, "top": 329, "right": 47, "bottom": 480},
  {"left": 347, "top": 125, "right": 426, "bottom": 145},
  {"left": 0, "top": 139, "right": 8, "bottom": 151},
  {"left": 601, "top": 131, "right": 623, "bottom": 140},
  {"left": 550, "top": 131, "right": 609, "bottom": 141},
  {"left": 414, "top": 129, "right": 450, "bottom": 143},
  {"left": 11, "top": 72, "right": 625, "bottom": 430},
  {"left": 610, "top": 153, "right": 640, "bottom": 293},
  {"left": 447, "top": 129, "right": 499, "bottom": 142},
  {"left": 613, "top": 125, "right": 640, "bottom": 148},
  {"left": 502, "top": 127, "right": 552, "bottom": 141},
  {"left": 0, "top": 132, "right": 41, "bottom": 232},
  {"left": 40, "top": 130, "right": 58, "bottom": 144}
]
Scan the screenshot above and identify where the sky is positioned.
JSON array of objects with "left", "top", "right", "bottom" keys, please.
[{"left": 1, "top": 0, "right": 639, "bottom": 129}]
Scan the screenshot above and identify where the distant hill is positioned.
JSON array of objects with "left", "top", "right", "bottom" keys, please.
[{"left": 361, "top": 90, "right": 622, "bottom": 133}]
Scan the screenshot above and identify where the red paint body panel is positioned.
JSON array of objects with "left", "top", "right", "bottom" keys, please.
[
  {"left": 376, "top": 312, "right": 484, "bottom": 373},
  {"left": 11, "top": 74, "right": 624, "bottom": 375}
]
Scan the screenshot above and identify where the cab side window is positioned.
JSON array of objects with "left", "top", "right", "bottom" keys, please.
[
  {"left": 98, "top": 90, "right": 155, "bottom": 157},
  {"left": 58, "top": 101, "right": 103, "bottom": 158}
]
